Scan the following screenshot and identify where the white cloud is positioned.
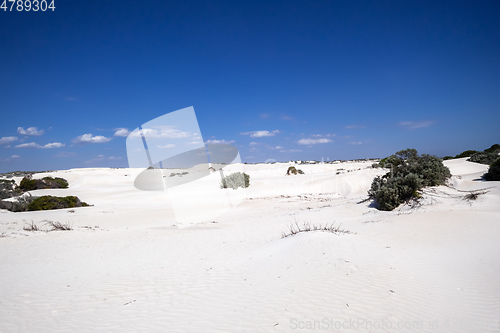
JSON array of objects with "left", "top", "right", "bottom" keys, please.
[
  {"left": 297, "top": 138, "right": 332, "bottom": 145},
  {"left": 43, "top": 142, "right": 65, "bottom": 149},
  {"left": 281, "top": 115, "right": 295, "bottom": 121},
  {"left": 350, "top": 141, "right": 363, "bottom": 145},
  {"left": 114, "top": 128, "right": 131, "bottom": 137},
  {"left": 11, "top": 155, "right": 20, "bottom": 159},
  {"left": 129, "top": 127, "right": 192, "bottom": 139},
  {"left": 158, "top": 144, "right": 175, "bottom": 149},
  {"left": 17, "top": 127, "right": 44, "bottom": 136},
  {"left": 15, "top": 142, "right": 65, "bottom": 149},
  {"left": 205, "top": 139, "right": 235, "bottom": 145},
  {"left": 0, "top": 136, "right": 18, "bottom": 145},
  {"left": 73, "top": 133, "right": 112, "bottom": 144},
  {"left": 15, "top": 142, "right": 40, "bottom": 149},
  {"left": 398, "top": 121, "right": 434, "bottom": 129},
  {"left": 240, "top": 130, "right": 280, "bottom": 138}
]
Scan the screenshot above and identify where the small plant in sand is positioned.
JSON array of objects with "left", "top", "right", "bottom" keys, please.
[
  {"left": 220, "top": 172, "right": 250, "bottom": 189},
  {"left": 463, "top": 190, "right": 488, "bottom": 201},
  {"left": 281, "top": 221, "right": 351, "bottom": 238},
  {"left": 23, "top": 220, "right": 40, "bottom": 232},
  {"left": 286, "top": 166, "right": 305, "bottom": 175},
  {"left": 45, "top": 220, "right": 72, "bottom": 231}
]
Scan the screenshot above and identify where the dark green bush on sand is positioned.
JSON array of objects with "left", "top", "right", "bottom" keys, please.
[
  {"left": 467, "top": 152, "right": 499, "bottom": 165},
  {"left": 368, "top": 149, "right": 451, "bottom": 211},
  {"left": 27, "top": 195, "right": 90, "bottom": 211},
  {"left": 19, "top": 176, "right": 38, "bottom": 191},
  {"left": 454, "top": 150, "right": 479, "bottom": 159},
  {"left": 220, "top": 172, "right": 250, "bottom": 189},
  {"left": 484, "top": 159, "right": 500, "bottom": 181},
  {"left": 42, "top": 177, "right": 69, "bottom": 188},
  {"left": 19, "top": 175, "right": 69, "bottom": 191}
]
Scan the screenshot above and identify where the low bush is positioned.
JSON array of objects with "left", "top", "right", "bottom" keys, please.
[
  {"left": 484, "top": 144, "right": 500, "bottom": 154},
  {"left": 19, "top": 176, "right": 37, "bottom": 191},
  {"left": 220, "top": 172, "right": 250, "bottom": 189},
  {"left": 368, "top": 148, "right": 451, "bottom": 211},
  {"left": 0, "top": 179, "right": 20, "bottom": 199},
  {"left": 467, "top": 152, "right": 499, "bottom": 165},
  {"left": 18, "top": 175, "right": 69, "bottom": 191},
  {"left": 455, "top": 150, "right": 479, "bottom": 159},
  {"left": 286, "top": 166, "right": 298, "bottom": 175},
  {"left": 27, "top": 195, "right": 90, "bottom": 211},
  {"left": 484, "top": 159, "right": 500, "bottom": 181},
  {"left": 42, "top": 177, "right": 69, "bottom": 188}
]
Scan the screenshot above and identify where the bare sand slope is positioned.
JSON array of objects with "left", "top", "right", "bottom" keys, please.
[{"left": 0, "top": 160, "right": 499, "bottom": 332}]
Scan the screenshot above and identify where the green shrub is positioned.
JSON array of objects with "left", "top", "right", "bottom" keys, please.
[
  {"left": 484, "top": 159, "right": 500, "bottom": 181},
  {"left": 484, "top": 144, "right": 500, "bottom": 154},
  {"left": 368, "top": 149, "right": 451, "bottom": 211},
  {"left": 19, "top": 176, "right": 37, "bottom": 191},
  {"left": 27, "top": 195, "right": 90, "bottom": 211},
  {"left": 18, "top": 176, "right": 69, "bottom": 191},
  {"left": 42, "top": 177, "right": 69, "bottom": 188},
  {"left": 467, "top": 152, "right": 500, "bottom": 165},
  {"left": 454, "top": 150, "right": 479, "bottom": 159},
  {"left": 220, "top": 172, "right": 250, "bottom": 189}
]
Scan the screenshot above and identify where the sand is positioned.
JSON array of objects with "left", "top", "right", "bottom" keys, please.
[{"left": 0, "top": 158, "right": 499, "bottom": 332}]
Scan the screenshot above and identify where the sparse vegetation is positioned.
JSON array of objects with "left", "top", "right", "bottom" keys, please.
[
  {"left": 45, "top": 220, "right": 72, "bottom": 231},
  {"left": 220, "top": 172, "right": 250, "bottom": 189},
  {"left": 281, "top": 221, "right": 351, "bottom": 238},
  {"left": 368, "top": 148, "right": 451, "bottom": 211},
  {"left": 23, "top": 220, "right": 40, "bottom": 232},
  {"left": 463, "top": 190, "right": 488, "bottom": 201}
]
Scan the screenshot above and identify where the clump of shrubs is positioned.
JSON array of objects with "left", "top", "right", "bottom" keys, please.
[
  {"left": 27, "top": 195, "right": 90, "bottom": 211},
  {"left": 368, "top": 148, "right": 451, "bottom": 211},
  {"left": 18, "top": 175, "right": 69, "bottom": 191},
  {"left": 484, "top": 159, "right": 500, "bottom": 181},
  {"left": 467, "top": 152, "right": 499, "bottom": 165},
  {"left": 0, "top": 179, "right": 20, "bottom": 199},
  {"left": 220, "top": 172, "right": 250, "bottom": 189}
]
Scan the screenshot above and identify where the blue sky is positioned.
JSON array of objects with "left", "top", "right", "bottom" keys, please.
[{"left": 1, "top": 0, "right": 499, "bottom": 172}]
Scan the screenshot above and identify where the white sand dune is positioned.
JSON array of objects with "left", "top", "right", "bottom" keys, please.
[{"left": 0, "top": 159, "right": 499, "bottom": 332}]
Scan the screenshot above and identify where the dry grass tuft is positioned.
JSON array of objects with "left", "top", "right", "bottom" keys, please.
[{"left": 281, "top": 221, "right": 352, "bottom": 238}]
